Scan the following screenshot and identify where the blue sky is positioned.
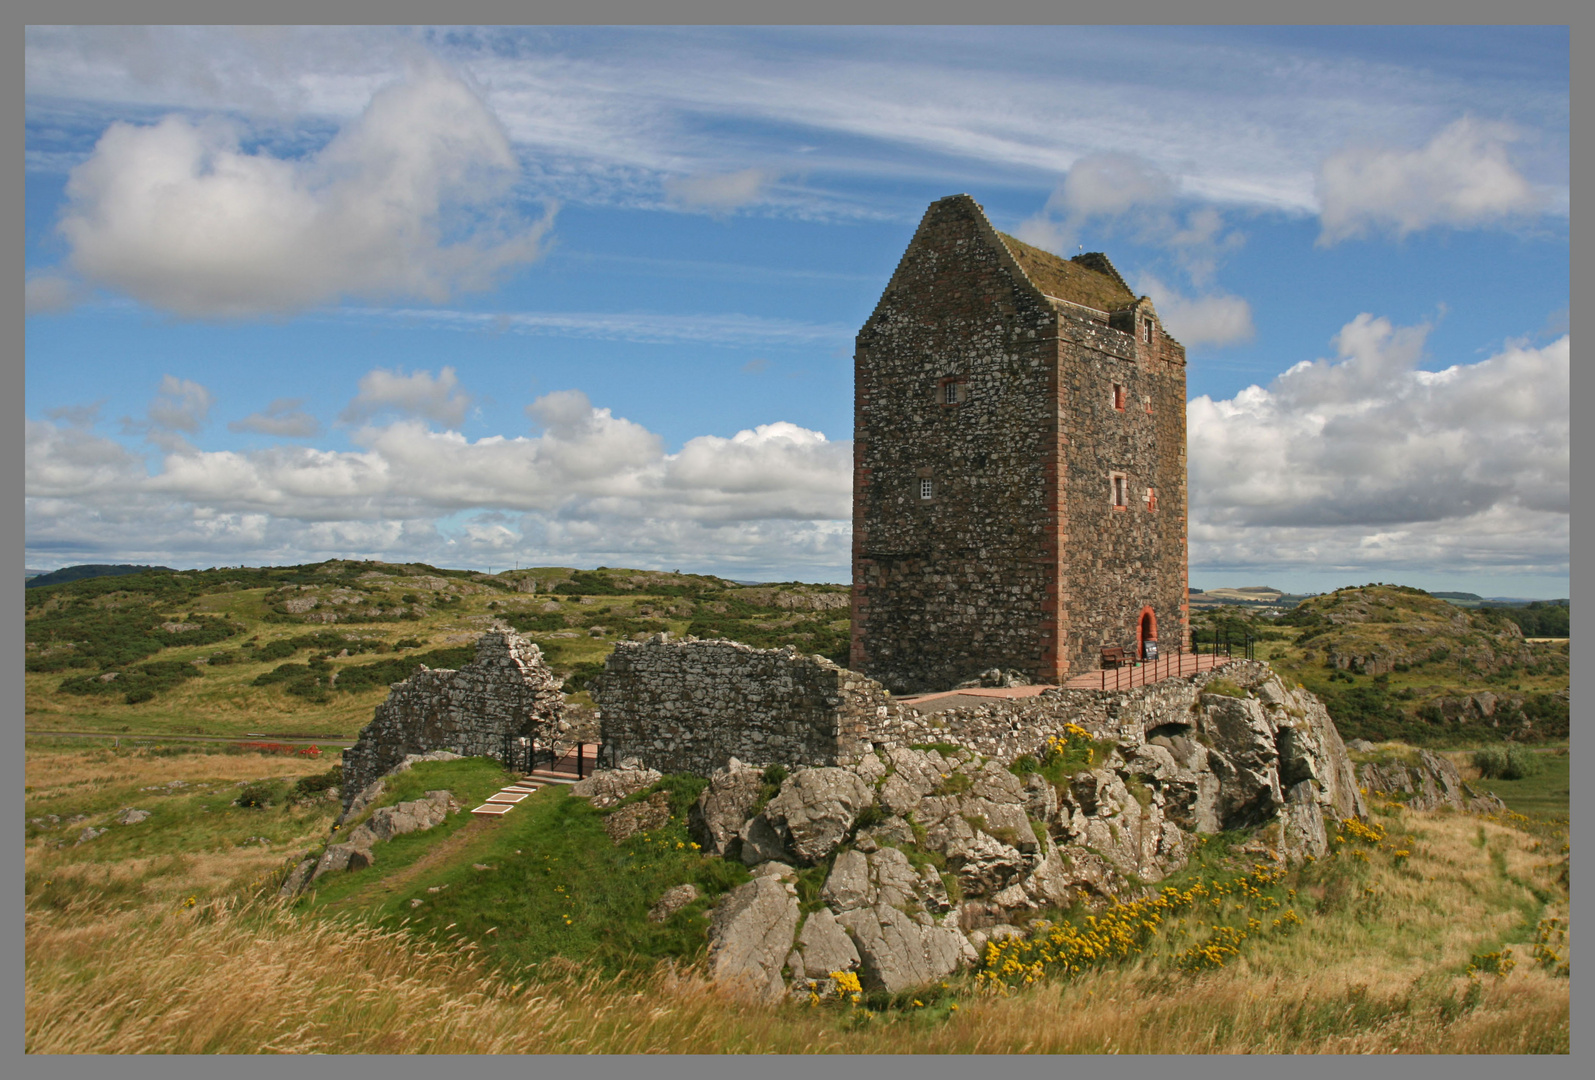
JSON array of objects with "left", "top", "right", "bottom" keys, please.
[{"left": 24, "top": 26, "right": 1570, "bottom": 596}]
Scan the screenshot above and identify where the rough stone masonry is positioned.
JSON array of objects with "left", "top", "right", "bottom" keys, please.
[
  {"left": 851, "top": 194, "right": 1190, "bottom": 692},
  {"left": 340, "top": 631, "right": 564, "bottom": 809},
  {"left": 598, "top": 636, "right": 893, "bottom": 776}
]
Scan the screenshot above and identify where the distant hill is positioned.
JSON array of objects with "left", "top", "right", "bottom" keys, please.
[{"left": 25, "top": 564, "right": 175, "bottom": 589}]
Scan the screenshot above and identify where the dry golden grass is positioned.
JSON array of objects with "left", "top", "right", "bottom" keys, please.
[
  {"left": 26, "top": 743, "right": 326, "bottom": 792},
  {"left": 25, "top": 895, "right": 1567, "bottom": 1054},
  {"left": 25, "top": 769, "right": 1568, "bottom": 1055},
  {"left": 24, "top": 743, "right": 1567, "bottom": 1054}
]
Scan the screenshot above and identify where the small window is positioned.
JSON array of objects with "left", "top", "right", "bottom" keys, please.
[
  {"left": 920, "top": 478, "right": 934, "bottom": 500},
  {"left": 1143, "top": 394, "right": 1154, "bottom": 415},
  {"left": 1145, "top": 487, "right": 1158, "bottom": 512},
  {"left": 1113, "top": 383, "right": 1125, "bottom": 411},
  {"left": 1111, "top": 473, "right": 1128, "bottom": 508},
  {"left": 944, "top": 382, "right": 959, "bottom": 404},
  {"left": 1144, "top": 321, "right": 1153, "bottom": 343}
]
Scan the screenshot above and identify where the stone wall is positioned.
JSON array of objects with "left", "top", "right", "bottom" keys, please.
[
  {"left": 596, "top": 637, "right": 892, "bottom": 775},
  {"left": 850, "top": 193, "right": 1188, "bottom": 693},
  {"left": 340, "top": 631, "right": 564, "bottom": 808}
]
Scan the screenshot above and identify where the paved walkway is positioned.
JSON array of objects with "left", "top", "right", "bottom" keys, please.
[{"left": 898, "top": 652, "right": 1236, "bottom": 712}]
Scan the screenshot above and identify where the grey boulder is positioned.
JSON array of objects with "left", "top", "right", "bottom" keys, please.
[
  {"left": 689, "top": 762, "right": 766, "bottom": 856},
  {"left": 759, "top": 767, "right": 873, "bottom": 864},
  {"left": 571, "top": 766, "right": 663, "bottom": 809},
  {"left": 706, "top": 875, "right": 801, "bottom": 1004}
]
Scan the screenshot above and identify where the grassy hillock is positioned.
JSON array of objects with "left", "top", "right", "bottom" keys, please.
[
  {"left": 24, "top": 561, "right": 851, "bottom": 739},
  {"left": 1192, "top": 586, "right": 1569, "bottom": 746}
]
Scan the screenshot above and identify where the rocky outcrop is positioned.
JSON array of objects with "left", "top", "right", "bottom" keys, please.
[
  {"left": 570, "top": 764, "right": 661, "bottom": 808},
  {"left": 688, "top": 760, "right": 767, "bottom": 857},
  {"left": 753, "top": 767, "right": 872, "bottom": 864},
  {"left": 603, "top": 792, "right": 672, "bottom": 843},
  {"left": 1354, "top": 747, "right": 1505, "bottom": 814},
  {"left": 706, "top": 871, "right": 802, "bottom": 1004},
  {"left": 586, "top": 659, "right": 1368, "bottom": 1002},
  {"left": 311, "top": 790, "right": 456, "bottom": 883},
  {"left": 340, "top": 632, "right": 564, "bottom": 811},
  {"left": 647, "top": 884, "right": 700, "bottom": 923}
]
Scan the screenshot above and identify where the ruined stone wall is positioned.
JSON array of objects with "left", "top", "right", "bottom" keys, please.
[
  {"left": 341, "top": 632, "right": 564, "bottom": 808},
  {"left": 597, "top": 638, "right": 890, "bottom": 775},
  {"left": 851, "top": 194, "right": 1062, "bottom": 693}
]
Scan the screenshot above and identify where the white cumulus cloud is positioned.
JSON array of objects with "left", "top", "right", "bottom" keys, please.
[
  {"left": 1316, "top": 116, "right": 1545, "bottom": 244},
  {"left": 1188, "top": 316, "right": 1568, "bottom": 579},
  {"left": 26, "top": 389, "right": 855, "bottom": 579},
  {"left": 146, "top": 375, "right": 214, "bottom": 433},
  {"left": 56, "top": 58, "right": 553, "bottom": 318},
  {"left": 341, "top": 367, "right": 474, "bottom": 429}
]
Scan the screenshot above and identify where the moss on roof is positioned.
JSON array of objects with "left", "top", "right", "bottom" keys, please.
[{"left": 996, "top": 233, "right": 1137, "bottom": 313}]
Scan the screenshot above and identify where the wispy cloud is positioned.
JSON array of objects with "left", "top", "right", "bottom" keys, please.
[
  {"left": 27, "top": 27, "right": 1568, "bottom": 227},
  {"left": 336, "top": 306, "right": 854, "bottom": 347},
  {"left": 229, "top": 397, "right": 323, "bottom": 438}
]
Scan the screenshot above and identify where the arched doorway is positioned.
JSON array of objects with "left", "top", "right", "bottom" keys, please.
[{"left": 1137, "top": 606, "right": 1157, "bottom": 660}]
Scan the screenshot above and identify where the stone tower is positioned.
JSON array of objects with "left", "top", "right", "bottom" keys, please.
[{"left": 850, "top": 194, "right": 1189, "bottom": 693}]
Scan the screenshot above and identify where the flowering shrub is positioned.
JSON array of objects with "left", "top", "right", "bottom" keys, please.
[
  {"left": 1531, "top": 918, "right": 1569, "bottom": 977},
  {"left": 1040, "top": 724, "right": 1111, "bottom": 775},
  {"left": 830, "top": 970, "right": 863, "bottom": 1003},
  {"left": 1467, "top": 948, "right": 1516, "bottom": 978},
  {"left": 978, "top": 863, "right": 1294, "bottom": 988},
  {"left": 236, "top": 741, "right": 322, "bottom": 757}
]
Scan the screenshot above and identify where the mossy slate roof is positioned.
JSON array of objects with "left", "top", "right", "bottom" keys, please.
[{"left": 996, "top": 232, "right": 1137, "bottom": 313}]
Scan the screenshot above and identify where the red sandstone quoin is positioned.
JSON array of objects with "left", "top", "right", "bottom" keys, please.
[{"left": 850, "top": 194, "right": 1190, "bottom": 693}]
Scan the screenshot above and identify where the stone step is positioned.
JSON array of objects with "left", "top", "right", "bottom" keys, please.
[
  {"left": 525, "top": 771, "right": 580, "bottom": 785},
  {"left": 471, "top": 803, "right": 515, "bottom": 817}
]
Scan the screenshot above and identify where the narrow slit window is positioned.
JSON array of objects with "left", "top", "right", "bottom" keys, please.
[
  {"left": 1111, "top": 473, "right": 1128, "bottom": 508},
  {"left": 1113, "top": 383, "right": 1125, "bottom": 411},
  {"left": 920, "top": 478, "right": 934, "bottom": 500},
  {"left": 1145, "top": 487, "right": 1158, "bottom": 511}
]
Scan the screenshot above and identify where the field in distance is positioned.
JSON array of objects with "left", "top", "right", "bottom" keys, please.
[{"left": 24, "top": 561, "right": 850, "bottom": 741}]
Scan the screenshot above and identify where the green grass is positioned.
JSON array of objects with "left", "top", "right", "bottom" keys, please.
[
  {"left": 1467, "top": 750, "right": 1569, "bottom": 821},
  {"left": 306, "top": 763, "right": 750, "bottom": 977}
]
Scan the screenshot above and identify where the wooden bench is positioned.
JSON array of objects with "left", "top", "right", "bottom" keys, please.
[{"left": 1100, "top": 646, "right": 1127, "bottom": 669}]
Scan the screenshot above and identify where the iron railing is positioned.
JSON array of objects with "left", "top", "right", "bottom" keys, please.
[{"left": 1091, "top": 632, "right": 1252, "bottom": 691}]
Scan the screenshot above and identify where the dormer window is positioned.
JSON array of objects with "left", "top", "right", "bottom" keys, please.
[{"left": 1113, "top": 383, "right": 1125, "bottom": 411}]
